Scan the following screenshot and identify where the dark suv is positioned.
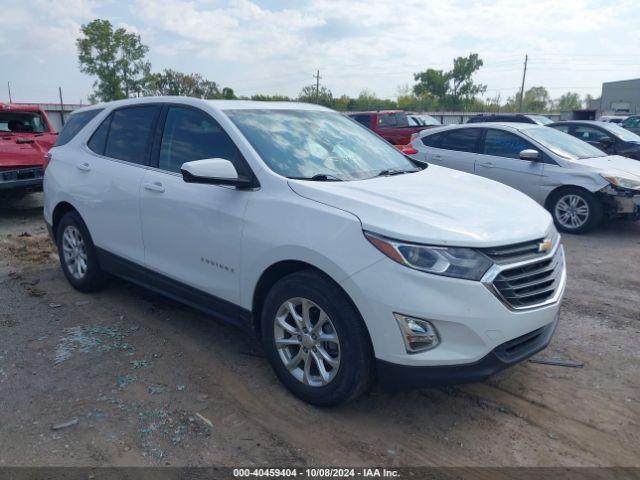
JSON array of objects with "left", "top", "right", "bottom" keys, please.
[
  {"left": 621, "top": 115, "right": 640, "bottom": 135},
  {"left": 466, "top": 113, "right": 553, "bottom": 125},
  {"left": 548, "top": 120, "right": 640, "bottom": 160}
]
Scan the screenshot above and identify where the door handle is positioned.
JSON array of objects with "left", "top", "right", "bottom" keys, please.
[
  {"left": 433, "top": 155, "right": 443, "bottom": 160},
  {"left": 144, "top": 181, "right": 165, "bottom": 193},
  {"left": 479, "top": 162, "right": 494, "bottom": 168},
  {"left": 76, "top": 162, "right": 91, "bottom": 172}
]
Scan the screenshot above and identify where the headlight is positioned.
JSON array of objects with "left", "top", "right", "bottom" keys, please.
[
  {"left": 602, "top": 175, "right": 640, "bottom": 191},
  {"left": 364, "top": 232, "right": 492, "bottom": 280}
]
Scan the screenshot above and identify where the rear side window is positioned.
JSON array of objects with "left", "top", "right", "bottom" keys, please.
[
  {"left": 351, "top": 114, "right": 372, "bottom": 127},
  {"left": 158, "top": 106, "right": 245, "bottom": 175},
  {"left": 439, "top": 128, "right": 481, "bottom": 153},
  {"left": 100, "top": 106, "right": 160, "bottom": 165},
  {"left": 421, "top": 132, "right": 445, "bottom": 147},
  {"left": 378, "top": 113, "right": 397, "bottom": 127},
  {"left": 54, "top": 109, "right": 103, "bottom": 146},
  {"left": 483, "top": 129, "right": 535, "bottom": 159},
  {"left": 551, "top": 124, "right": 570, "bottom": 133}
]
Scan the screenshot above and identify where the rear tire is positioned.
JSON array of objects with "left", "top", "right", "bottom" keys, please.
[
  {"left": 56, "top": 211, "right": 106, "bottom": 292},
  {"left": 549, "top": 187, "right": 603, "bottom": 234},
  {"left": 261, "top": 270, "right": 373, "bottom": 406}
]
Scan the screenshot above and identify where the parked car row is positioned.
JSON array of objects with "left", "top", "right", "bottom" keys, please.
[
  {"left": 406, "top": 122, "right": 640, "bottom": 233},
  {"left": 45, "top": 98, "right": 568, "bottom": 405}
]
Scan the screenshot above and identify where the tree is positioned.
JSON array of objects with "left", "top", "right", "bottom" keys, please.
[
  {"left": 505, "top": 86, "right": 551, "bottom": 112},
  {"left": 556, "top": 92, "right": 582, "bottom": 111},
  {"left": 298, "top": 84, "right": 333, "bottom": 107},
  {"left": 449, "top": 53, "right": 487, "bottom": 103},
  {"left": 77, "top": 19, "right": 151, "bottom": 102},
  {"left": 143, "top": 69, "right": 234, "bottom": 99},
  {"left": 413, "top": 53, "right": 486, "bottom": 110},
  {"left": 412, "top": 69, "right": 449, "bottom": 102}
]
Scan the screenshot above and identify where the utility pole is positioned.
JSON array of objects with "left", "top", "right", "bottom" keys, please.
[
  {"left": 313, "top": 69, "right": 322, "bottom": 104},
  {"left": 7, "top": 82, "right": 12, "bottom": 103},
  {"left": 518, "top": 54, "right": 528, "bottom": 112},
  {"left": 58, "top": 87, "right": 65, "bottom": 126}
]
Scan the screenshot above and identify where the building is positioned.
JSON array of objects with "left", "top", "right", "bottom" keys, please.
[{"left": 599, "top": 78, "right": 640, "bottom": 115}]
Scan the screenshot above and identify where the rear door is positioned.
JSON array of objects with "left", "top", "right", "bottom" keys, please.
[
  {"left": 422, "top": 128, "right": 481, "bottom": 174},
  {"left": 80, "top": 105, "right": 161, "bottom": 263},
  {"left": 474, "top": 128, "right": 543, "bottom": 200},
  {"left": 140, "top": 105, "right": 252, "bottom": 309}
]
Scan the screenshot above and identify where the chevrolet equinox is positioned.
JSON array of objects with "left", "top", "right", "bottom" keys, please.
[{"left": 44, "top": 97, "right": 566, "bottom": 406}]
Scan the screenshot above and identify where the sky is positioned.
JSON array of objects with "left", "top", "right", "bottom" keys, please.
[{"left": 1, "top": 0, "right": 639, "bottom": 105}]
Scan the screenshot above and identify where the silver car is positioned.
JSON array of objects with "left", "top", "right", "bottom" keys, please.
[{"left": 408, "top": 122, "right": 640, "bottom": 233}]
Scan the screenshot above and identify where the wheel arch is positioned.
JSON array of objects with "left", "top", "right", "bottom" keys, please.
[
  {"left": 251, "top": 260, "right": 372, "bottom": 349},
  {"left": 51, "top": 201, "right": 81, "bottom": 239}
]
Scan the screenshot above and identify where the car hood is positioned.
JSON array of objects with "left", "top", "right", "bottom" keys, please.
[
  {"left": 571, "top": 155, "right": 640, "bottom": 180},
  {"left": 288, "top": 165, "right": 553, "bottom": 247}
]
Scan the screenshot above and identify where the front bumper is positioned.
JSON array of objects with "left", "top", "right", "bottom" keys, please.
[
  {"left": 341, "top": 242, "right": 565, "bottom": 368},
  {"left": 376, "top": 313, "right": 558, "bottom": 390},
  {"left": 0, "top": 166, "right": 44, "bottom": 191}
]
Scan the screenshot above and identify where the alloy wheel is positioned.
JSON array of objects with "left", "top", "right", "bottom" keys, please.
[
  {"left": 273, "top": 297, "right": 341, "bottom": 387},
  {"left": 61, "top": 225, "right": 88, "bottom": 280},
  {"left": 555, "top": 194, "right": 590, "bottom": 230}
]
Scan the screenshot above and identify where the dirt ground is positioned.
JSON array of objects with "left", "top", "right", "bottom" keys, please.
[{"left": 0, "top": 193, "right": 638, "bottom": 468}]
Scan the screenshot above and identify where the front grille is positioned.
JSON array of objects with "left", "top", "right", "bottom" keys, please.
[
  {"left": 491, "top": 246, "right": 564, "bottom": 309},
  {"left": 482, "top": 231, "right": 559, "bottom": 264}
]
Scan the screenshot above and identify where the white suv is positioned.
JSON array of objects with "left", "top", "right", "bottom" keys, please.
[{"left": 44, "top": 98, "right": 565, "bottom": 405}]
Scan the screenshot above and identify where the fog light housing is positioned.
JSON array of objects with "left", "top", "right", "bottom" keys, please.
[{"left": 394, "top": 313, "right": 440, "bottom": 353}]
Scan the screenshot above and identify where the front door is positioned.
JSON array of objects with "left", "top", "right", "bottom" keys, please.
[
  {"left": 474, "top": 128, "right": 543, "bottom": 201},
  {"left": 140, "top": 105, "right": 252, "bottom": 307}
]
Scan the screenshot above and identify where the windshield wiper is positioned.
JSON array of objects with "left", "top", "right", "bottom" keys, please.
[
  {"left": 288, "top": 173, "right": 343, "bottom": 182},
  {"left": 374, "top": 168, "right": 418, "bottom": 177}
]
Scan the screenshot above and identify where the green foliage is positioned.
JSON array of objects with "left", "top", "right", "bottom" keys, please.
[
  {"left": 144, "top": 69, "right": 231, "bottom": 99},
  {"left": 249, "top": 94, "right": 293, "bottom": 101},
  {"left": 556, "top": 92, "right": 582, "bottom": 111},
  {"left": 298, "top": 84, "right": 334, "bottom": 107},
  {"left": 413, "top": 54, "right": 486, "bottom": 110},
  {"left": 77, "top": 19, "right": 151, "bottom": 102},
  {"left": 505, "top": 86, "right": 552, "bottom": 112}
]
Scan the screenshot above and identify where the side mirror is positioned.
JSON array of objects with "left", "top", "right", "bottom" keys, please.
[
  {"left": 519, "top": 149, "right": 540, "bottom": 161},
  {"left": 181, "top": 158, "right": 254, "bottom": 188}
]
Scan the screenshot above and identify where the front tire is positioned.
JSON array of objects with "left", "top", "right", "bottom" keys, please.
[
  {"left": 56, "top": 211, "right": 106, "bottom": 292},
  {"left": 261, "top": 270, "right": 373, "bottom": 406},
  {"left": 549, "top": 187, "right": 603, "bottom": 234}
]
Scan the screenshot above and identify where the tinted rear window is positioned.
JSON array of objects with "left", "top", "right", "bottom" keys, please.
[
  {"left": 54, "top": 109, "right": 103, "bottom": 146},
  {"left": 103, "top": 106, "right": 160, "bottom": 165},
  {"left": 439, "top": 128, "right": 481, "bottom": 153}
]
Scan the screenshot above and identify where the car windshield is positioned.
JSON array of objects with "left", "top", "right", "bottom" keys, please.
[
  {"left": 420, "top": 115, "right": 441, "bottom": 126},
  {"left": 523, "top": 126, "right": 607, "bottom": 160},
  {"left": 0, "top": 111, "right": 47, "bottom": 133},
  {"left": 226, "top": 109, "right": 420, "bottom": 180},
  {"left": 601, "top": 122, "right": 640, "bottom": 142},
  {"left": 528, "top": 115, "right": 553, "bottom": 125}
]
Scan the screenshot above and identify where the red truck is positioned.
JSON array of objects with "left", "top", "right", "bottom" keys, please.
[
  {"left": 0, "top": 103, "right": 57, "bottom": 198},
  {"left": 346, "top": 110, "right": 431, "bottom": 146}
]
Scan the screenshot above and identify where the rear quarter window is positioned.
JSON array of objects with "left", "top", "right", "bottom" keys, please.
[{"left": 54, "top": 109, "right": 103, "bottom": 146}]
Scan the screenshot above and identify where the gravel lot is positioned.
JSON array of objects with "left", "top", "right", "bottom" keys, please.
[{"left": 0, "top": 193, "right": 638, "bottom": 467}]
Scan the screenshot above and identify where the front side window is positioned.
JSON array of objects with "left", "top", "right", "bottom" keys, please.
[
  {"left": 574, "top": 126, "right": 611, "bottom": 142},
  {"left": 158, "top": 107, "right": 242, "bottom": 174},
  {"left": 103, "top": 106, "right": 160, "bottom": 165},
  {"left": 226, "top": 109, "right": 418, "bottom": 180},
  {"left": 439, "top": 128, "right": 481, "bottom": 153},
  {"left": 483, "top": 129, "right": 535, "bottom": 159}
]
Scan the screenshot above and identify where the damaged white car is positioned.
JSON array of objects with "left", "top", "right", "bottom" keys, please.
[{"left": 407, "top": 123, "right": 640, "bottom": 233}]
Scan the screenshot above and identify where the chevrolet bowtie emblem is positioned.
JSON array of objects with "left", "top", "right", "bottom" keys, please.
[{"left": 538, "top": 239, "right": 553, "bottom": 253}]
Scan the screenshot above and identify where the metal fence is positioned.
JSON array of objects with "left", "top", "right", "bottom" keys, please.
[{"left": 421, "top": 112, "right": 563, "bottom": 125}]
